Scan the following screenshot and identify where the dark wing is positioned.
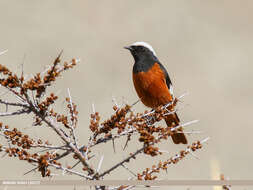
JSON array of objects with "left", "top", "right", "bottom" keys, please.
[
  {"left": 158, "top": 62, "right": 180, "bottom": 123},
  {"left": 159, "top": 62, "right": 181, "bottom": 126},
  {"left": 157, "top": 62, "right": 173, "bottom": 95}
]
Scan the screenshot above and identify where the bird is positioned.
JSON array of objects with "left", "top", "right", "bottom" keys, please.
[{"left": 124, "top": 42, "right": 187, "bottom": 144}]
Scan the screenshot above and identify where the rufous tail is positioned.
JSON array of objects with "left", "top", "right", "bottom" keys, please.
[{"left": 164, "top": 112, "right": 187, "bottom": 144}]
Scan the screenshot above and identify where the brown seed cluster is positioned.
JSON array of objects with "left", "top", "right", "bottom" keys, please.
[
  {"left": 0, "top": 122, "right": 64, "bottom": 177},
  {"left": 144, "top": 145, "right": 160, "bottom": 157},
  {"left": 38, "top": 93, "right": 58, "bottom": 114},
  {"left": 0, "top": 53, "right": 77, "bottom": 101},
  {"left": 89, "top": 112, "right": 100, "bottom": 133},
  {"left": 1, "top": 124, "right": 33, "bottom": 149},
  {"left": 34, "top": 93, "right": 60, "bottom": 126},
  {"left": 66, "top": 97, "right": 78, "bottom": 127},
  {"left": 43, "top": 54, "right": 61, "bottom": 84},
  {"left": 22, "top": 56, "right": 77, "bottom": 98},
  {"left": 138, "top": 140, "right": 204, "bottom": 180},
  {"left": 0, "top": 64, "right": 20, "bottom": 88},
  {"left": 89, "top": 105, "right": 131, "bottom": 135},
  {"left": 38, "top": 155, "right": 50, "bottom": 177},
  {"left": 4, "top": 143, "right": 62, "bottom": 177},
  {"left": 45, "top": 97, "right": 78, "bottom": 129},
  {"left": 22, "top": 73, "right": 44, "bottom": 97},
  {"left": 38, "top": 153, "right": 62, "bottom": 177},
  {"left": 0, "top": 64, "right": 10, "bottom": 74},
  {"left": 49, "top": 109, "right": 69, "bottom": 128},
  {"left": 5, "top": 147, "right": 32, "bottom": 160},
  {"left": 49, "top": 108, "right": 74, "bottom": 129},
  {"left": 101, "top": 105, "right": 131, "bottom": 134},
  {"left": 0, "top": 55, "right": 102, "bottom": 178},
  {"left": 89, "top": 103, "right": 182, "bottom": 157}
]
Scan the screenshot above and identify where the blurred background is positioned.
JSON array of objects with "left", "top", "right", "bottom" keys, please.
[{"left": 0, "top": 0, "right": 252, "bottom": 190}]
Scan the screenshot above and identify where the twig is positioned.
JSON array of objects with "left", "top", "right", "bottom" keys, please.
[
  {"left": 31, "top": 144, "right": 70, "bottom": 151},
  {"left": 0, "top": 99, "right": 28, "bottom": 107},
  {"left": 140, "top": 137, "right": 210, "bottom": 180},
  {"left": 121, "top": 164, "right": 137, "bottom": 177},
  {"left": 70, "top": 160, "right": 81, "bottom": 169},
  {"left": 0, "top": 109, "right": 30, "bottom": 117},
  {"left": 97, "top": 145, "right": 146, "bottom": 178},
  {"left": 49, "top": 162, "right": 92, "bottom": 179},
  {"left": 67, "top": 88, "right": 78, "bottom": 147},
  {"left": 171, "top": 120, "right": 199, "bottom": 132},
  {"left": 96, "top": 155, "right": 104, "bottom": 173},
  {"left": 112, "top": 138, "right": 116, "bottom": 153},
  {"left": 131, "top": 99, "right": 140, "bottom": 107},
  {"left": 123, "top": 135, "right": 130, "bottom": 150},
  {"left": 1, "top": 86, "right": 26, "bottom": 102},
  {"left": 142, "top": 93, "right": 187, "bottom": 118},
  {"left": 23, "top": 91, "right": 95, "bottom": 175},
  {"left": 23, "top": 167, "right": 39, "bottom": 176}
]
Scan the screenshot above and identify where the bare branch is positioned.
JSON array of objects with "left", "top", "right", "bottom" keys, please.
[
  {"left": 67, "top": 88, "right": 78, "bottom": 147},
  {"left": 97, "top": 145, "right": 146, "bottom": 179},
  {"left": 0, "top": 99, "right": 28, "bottom": 107},
  {"left": 0, "top": 109, "right": 30, "bottom": 117},
  {"left": 48, "top": 162, "right": 92, "bottom": 180}
]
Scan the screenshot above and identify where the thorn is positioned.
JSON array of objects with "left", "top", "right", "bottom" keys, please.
[
  {"left": 123, "top": 135, "right": 130, "bottom": 150},
  {"left": 177, "top": 91, "right": 189, "bottom": 100},
  {"left": 201, "top": 137, "right": 210, "bottom": 144},
  {"left": 181, "top": 120, "right": 199, "bottom": 127},
  {"left": 52, "top": 50, "right": 63, "bottom": 67},
  {"left": 171, "top": 120, "right": 199, "bottom": 132},
  {"left": 112, "top": 96, "right": 119, "bottom": 108},
  {"left": 112, "top": 138, "right": 116, "bottom": 153},
  {"left": 92, "top": 103, "right": 95, "bottom": 114},
  {"left": 121, "top": 164, "right": 137, "bottom": 177},
  {"left": 189, "top": 151, "right": 200, "bottom": 160},
  {"left": 131, "top": 99, "right": 140, "bottom": 107},
  {"left": 70, "top": 160, "right": 81, "bottom": 169},
  {"left": 182, "top": 130, "right": 203, "bottom": 134},
  {"left": 96, "top": 155, "right": 104, "bottom": 173},
  {"left": 23, "top": 166, "right": 39, "bottom": 176},
  {"left": 58, "top": 50, "right": 63, "bottom": 59}
]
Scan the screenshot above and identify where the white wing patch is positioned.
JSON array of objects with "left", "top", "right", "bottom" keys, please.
[
  {"left": 131, "top": 41, "right": 157, "bottom": 56},
  {"left": 169, "top": 84, "right": 174, "bottom": 99}
]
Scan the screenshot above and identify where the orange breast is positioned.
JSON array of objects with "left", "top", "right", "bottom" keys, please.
[{"left": 132, "top": 63, "right": 173, "bottom": 108}]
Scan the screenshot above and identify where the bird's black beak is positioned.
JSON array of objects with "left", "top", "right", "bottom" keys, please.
[{"left": 124, "top": 46, "right": 133, "bottom": 51}]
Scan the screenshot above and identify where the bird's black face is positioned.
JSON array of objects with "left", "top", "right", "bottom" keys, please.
[{"left": 124, "top": 45, "right": 155, "bottom": 62}]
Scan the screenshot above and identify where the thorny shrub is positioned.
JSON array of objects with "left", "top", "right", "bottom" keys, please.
[{"left": 0, "top": 51, "right": 209, "bottom": 190}]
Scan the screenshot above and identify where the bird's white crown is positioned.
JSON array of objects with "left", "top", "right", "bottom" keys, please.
[{"left": 131, "top": 42, "right": 156, "bottom": 56}]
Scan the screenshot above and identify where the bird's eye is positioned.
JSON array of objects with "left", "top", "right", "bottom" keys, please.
[{"left": 139, "top": 46, "right": 145, "bottom": 51}]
